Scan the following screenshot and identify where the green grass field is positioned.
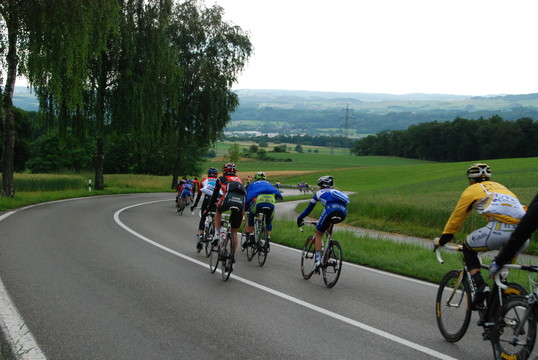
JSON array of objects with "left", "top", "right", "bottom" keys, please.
[{"left": 1, "top": 152, "right": 537, "bottom": 286}]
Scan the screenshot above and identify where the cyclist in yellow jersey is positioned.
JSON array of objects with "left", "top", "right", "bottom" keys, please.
[{"left": 434, "top": 163, "right": 528, "bottom": 307}]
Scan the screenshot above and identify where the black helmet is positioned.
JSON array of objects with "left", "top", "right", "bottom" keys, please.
[
  {"left": 317, "top": 175, "right": 334, "bottom": 188},
  {"left": 467, "top": 163, "right": 491, "bottom": 182}
]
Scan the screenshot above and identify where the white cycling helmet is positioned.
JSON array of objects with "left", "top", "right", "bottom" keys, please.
[
  {"left": 467, "top": 163, "right": 491, "bottom": 181},
  {"left": 317, "top": 175, "right": 334, "bottom": 188}
]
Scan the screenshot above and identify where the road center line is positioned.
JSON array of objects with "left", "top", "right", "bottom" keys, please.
[{"left": 115, "top": 200, "right": 457, "bottom": 360}]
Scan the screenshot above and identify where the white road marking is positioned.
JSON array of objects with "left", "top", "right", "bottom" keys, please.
[
  {"left": 0, "top": 209, "right": 47, "bottom": 360},
  {"left": 114, "top": 200, "right": 458, "bottom": 360}
]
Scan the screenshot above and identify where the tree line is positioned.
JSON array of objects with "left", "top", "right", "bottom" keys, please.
[
  {"left": 351, "top": 115, "right": 538, "bottom": 161},
  {"left": 229, "top": 103, "right": 538, "bottom": 135},
  {"left": 0, "top": 0, "right": 252, "bottom": 197},
  {"left": 225, "top": 134, "right": 355, "bottom": 149}
]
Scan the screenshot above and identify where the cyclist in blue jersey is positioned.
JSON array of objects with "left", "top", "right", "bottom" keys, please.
[
  {"left": 297, "top": 176, "right": 350, "bottom": 269},
  {"left": 178, "top": 179, "right": 194, "bottom": 211},
  {"left": 242, "top": 172, "right": 283, "bottom": 250}
]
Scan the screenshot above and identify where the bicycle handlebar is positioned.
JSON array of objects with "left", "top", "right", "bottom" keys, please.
[
  {"left": 495, "top": 263, "right": 538, "bottom": 289},
  {"left": 299, "top": 220, "right": 318, "bottom": 232},
  {"left": 434, "top": 239, "right": 462, "bottom": 264}
]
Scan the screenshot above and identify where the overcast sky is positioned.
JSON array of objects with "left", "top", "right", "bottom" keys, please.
[{"left": 211, "top": 0, "right": 538, "bottom": 96}]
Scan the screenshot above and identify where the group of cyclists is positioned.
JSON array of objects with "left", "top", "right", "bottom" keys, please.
[
  {"left": 175, "top": 176, "right": 199, "bottom": 212},
  {"left": 182, "top": 162, "right": 352, "bottom": 273},
  {"left": 180, "top": 161, "right": 538, "bottom": 297}
]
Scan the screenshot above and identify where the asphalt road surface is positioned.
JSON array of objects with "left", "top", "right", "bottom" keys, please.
[{"left": 0, "top": 193, "right": 505, "bottom": 359}]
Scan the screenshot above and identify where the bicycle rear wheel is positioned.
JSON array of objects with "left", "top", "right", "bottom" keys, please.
[
  {"left": 492, "top": 295, "right": 537, "bottom": 360},
  {"left": 246, "top": 239, "right": 256, "bottom": 261},
  {"left": 322, "top": 240, "right": 342, "bottom": 288},
  {"left": 301, "top": 236, "right": 316, "bottom": 280},
  {"left": 257, "top": 225, "right": 269, "bottom": 267},
  {"left": 240, "top": 226, "right": 248, "bottom": 253},
  {"left": 504, "top": 282, "right": 529, "bottom": 297},
  {"left": 204, "top": 221, "right": 214, "bottom": 258},
  {"left": 209, "top": 240, "right": 219, "bottom": 274},
  {"left": 221, "top": 232, "right": 235, "bottom": 281},
  {"left": 435, "top": 269, "right": 472, "bottom": 342}
]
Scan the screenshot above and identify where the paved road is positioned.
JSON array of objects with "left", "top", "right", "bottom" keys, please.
[{"left": 0, "top": 193, "right": 503, "bottom": 359}]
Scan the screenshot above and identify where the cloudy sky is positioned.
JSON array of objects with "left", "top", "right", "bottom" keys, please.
[{"left": 211, "top": 0, "right": 538, "bottom": 96}]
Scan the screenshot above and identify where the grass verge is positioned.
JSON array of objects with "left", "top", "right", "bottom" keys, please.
[{"left": 271, "top": 218, "right": 538, "bottom": 292}]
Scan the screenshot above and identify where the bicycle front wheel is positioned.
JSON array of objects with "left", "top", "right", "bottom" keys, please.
[
  {"left": 257, "top": 225, "right": 269, "bottom": 267},
  {"left": 221, "top": 232, "right": 235, "bottom": 281},
  {"left": 301, "top": 236, "right": 316, "bottom": 280},
  {"left": 435, "top": 269, "right": 472, "bottom": 342},
  {"left": 322, "top": 240, "right": 342, "bottom": 288},
  {"left": 492, "top": 295, "right": 537, "bottom": 360}
]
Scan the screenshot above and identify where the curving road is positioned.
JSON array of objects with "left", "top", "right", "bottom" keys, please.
[{"left": 0, "top": 193, "right": 500, "bottom": 359}]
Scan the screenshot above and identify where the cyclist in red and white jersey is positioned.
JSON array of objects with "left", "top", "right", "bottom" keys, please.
[
  {"left": 192, "top": 168, "right": 219, "bottom": 250},
  {"left": 208, "top": 163, "right": 246, "bottom": 256}
]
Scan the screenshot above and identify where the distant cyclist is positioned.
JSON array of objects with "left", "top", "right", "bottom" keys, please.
[
  {"left": 242, "top": 172, "right": 283, "bottom": 250},
  {"left": 178, "top": 179, "right": 194, "bottom": 211},
  {"left": 208, "top": 163, "right": 246, "bottom": 258},
  {"left": 176, "top": 176, "right": 187, "bottom": 205},
  {"left": 192, "top": 168, "right": 219, "bottom": 250},
  {"left": 434, "top": 163, "right": 527, "bottom": 307},
  {"left": 296, "top": 176, "right": 350, "bottom": 270},
  {"left": 490, "top": 192, "right": 538, "bottom": 277}
]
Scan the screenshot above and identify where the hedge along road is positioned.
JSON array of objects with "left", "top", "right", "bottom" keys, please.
[{"left": 0, "top": 193, "right": 493, "bottom": 359}]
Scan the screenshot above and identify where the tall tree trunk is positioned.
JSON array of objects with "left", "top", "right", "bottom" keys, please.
[
  {"left": 2, "top": 9, "right": 19, "bottom": 198},
  {"left": 171, "top": 128, "right": 182, "bottom": 189},
  {"left": 94, "top": 53, "right": 108, "bottom": 191}
]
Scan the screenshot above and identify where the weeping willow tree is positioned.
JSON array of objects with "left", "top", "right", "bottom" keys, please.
[
  {"left": 110, "top": 0, "right": 180, "bottom": 177},
  {"left": 2, "top": 0, "right": 251, "bottom": 196},
  {"left": 0, "top": 0, "right": 27, "bottom": 197},
  {"left": 168, "top": 0, "right": 252, "bottom": 188},
  {"left": 25, "top": 0, "right": 120, "bottom": 190}
]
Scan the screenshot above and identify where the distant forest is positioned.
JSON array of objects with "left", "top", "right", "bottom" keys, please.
[
  {"left": 225, "top": 134, "right": 355, "bottom": 148},
  {"left": 229, "top": 105, "right": 538, "bottom": 135},
  {"left": 227, "top": 90, "right": 538, "bottom": 135},
  {"left": 350, "top": 115, "right": 538, "bottom": 161}
]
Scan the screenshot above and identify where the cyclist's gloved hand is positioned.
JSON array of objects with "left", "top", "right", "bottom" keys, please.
[
  {"left": 296, "top": 217, "right": 304, "bottom": 227},
  {"left": 433, "top": 233, "right": 453, "bottom": 252},
  {"left": 489, "top": 261, "right": 501, "bottom": 279}
]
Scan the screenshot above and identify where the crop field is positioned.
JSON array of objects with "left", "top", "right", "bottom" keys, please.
[{"left": 214, "top": 140, "right": 353, "bottom": 156}]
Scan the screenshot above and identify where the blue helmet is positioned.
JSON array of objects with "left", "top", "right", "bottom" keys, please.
[{"left": 208, "top": 167, "right": 218, "bottom": 177}]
